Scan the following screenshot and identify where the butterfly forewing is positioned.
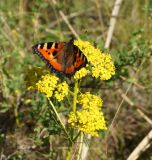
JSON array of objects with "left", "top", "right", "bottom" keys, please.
[{"left": 32, "top": 42, "right": 65, "bottom": 72}]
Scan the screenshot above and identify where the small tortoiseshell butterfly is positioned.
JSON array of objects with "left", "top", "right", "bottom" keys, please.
[{"left": 32, "top": 38, "right": 87, "bottom": 76}]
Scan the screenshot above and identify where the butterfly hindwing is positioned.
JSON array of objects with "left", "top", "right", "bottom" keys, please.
[
  {"left": 32, "top": 40, "right": 87, "bottom": 76},
  {"left": 64, "top": 45, "right": 87, "bottom": 75}
]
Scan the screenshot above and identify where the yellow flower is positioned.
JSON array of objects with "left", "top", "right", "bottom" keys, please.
[
  {"left": 55, "top": 81, "right": 69, "bottom": 101},
  {"left": 74, "top": 67, "right": 90, "bottom": 80},
  {"left": 68, "top": 92, "right": 107, "bottom": 136},
  {"left": 36, "top": 74, "right": 59, "bottom": 98},
  {"left": 74, "top": 39, "right": 115, "bottom": 80},
  {"left": 91, "top": 54, "right": 115, "bottom": 80},
  {"left": 78, "top": 92, "right": 103, "bottom": 110},
  {"left": 68, "top": 112, "right": 77, "bottom": 126}
]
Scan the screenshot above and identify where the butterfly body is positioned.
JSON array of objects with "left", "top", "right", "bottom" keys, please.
[{"left": 32, "top": 39, "right": 87, "bottom": 76}]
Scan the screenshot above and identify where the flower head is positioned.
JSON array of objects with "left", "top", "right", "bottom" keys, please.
[
  {"left": 27, "top": 69, "right": 69, "bottom": 101},
  {"left": 74, "top": 39, "right": 115, "bottom": 80},
  {"left": 78, "top": 92, "right": 103, "bottom": 110},
  {"left": 74, "top": 67, "right": 90, "bottom": 81},
  {"left": 68, "top": 92, "right": 107, "bottom": 136},
  {"left": 55, "top": 81, "right": 69, "bottom": 101},
  {"left": 36, "top": 74, "right": 59, "bottom": 98}
]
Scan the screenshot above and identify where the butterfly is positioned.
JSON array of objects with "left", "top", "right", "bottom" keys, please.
[{"left": 32, "top": 38, "right": 87, "bottom": 76}]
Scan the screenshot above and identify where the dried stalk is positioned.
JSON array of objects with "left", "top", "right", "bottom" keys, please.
[
  {"left": 52, "top": 0, "right": 79, "bottom": 39},
  {"left": 127, "top": 129, "right": 152, "bottom": 160},
  {"left": 81, "top": 134, "right": 91, "bottom": 160},
  {"left": 105, "top": 0, "right": 123, "bottom": 48},
  {"left": 50, "top": 7, "right": 94, "bottom": 28},
  {"left": 119, "top": 89, "right": 152, "bottom": 126}
]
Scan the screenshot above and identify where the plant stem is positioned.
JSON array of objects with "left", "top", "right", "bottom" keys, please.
[
  {"left": 66, "top": 145, "right": 72, "bottom": 160},
  {"left": 73, "top": 81, "right": 79, "bottom": 112},
  {"left": 77, "top": 132, "right": 84, "bottom": 160},
  {"left": 71, "top": 81, "right": 79, "bottom": 139},
  {"left": 48, "top": 100, "right": 72, "bottom": 143},
  {"left": 14, "top": 104, "right": 19, "bottom": 125},
  {"left": 66, "top": 81, "right": 79, "bottom": 160}
]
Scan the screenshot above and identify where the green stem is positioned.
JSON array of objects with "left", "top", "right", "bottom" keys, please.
[
  {"left": 73, "top": 81, "right": 79, "bottom": 112},
  {"left": 66, "top": 81, "right": 79, "bottom": 160},
  {"left": 71, "top": 81, "right": 79, "bottom": 138},
  {"left": 73, "top": 131, "right": 81, "bottom": 142},
  {"left": 14, "top": 104, "right": 19, "bottom": 125},
  {"left": 77, "top": 132, "right": 84, "bottom": 160},
  {"left": 48, "top": 100, "right": 72, "bottom": 143},
  {"left": 66, "top": 145, "right": 72, "bottom": 160},
  {"left": 68, "top": 90, "right": 74, "bottom": 96}
]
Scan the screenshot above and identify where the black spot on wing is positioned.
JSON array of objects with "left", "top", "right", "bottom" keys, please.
[
  {"left": 40, "top": 44, "right": 44, "bottom": 49},
  {"left": 73, "top": 54, "right": 77, "bottom": 66},
  {"left": 47, "top": 42, "right": 53, "bottom": 49},
  {"left": 73, "top": 45, "right": 79, "bottom": 54},
  {"left": 55, "top": 43, "right": 58, "bottom": 49},
  {"left": 77, "top": 50, "right": 81, "bottom": 57},
  {"left": 52, "top": 51, "right": 57, "bottom": 56}
]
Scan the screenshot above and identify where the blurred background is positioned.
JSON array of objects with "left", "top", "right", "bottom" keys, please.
[{"left": 0, "top": 0, "right": 152, "bottom": 159}]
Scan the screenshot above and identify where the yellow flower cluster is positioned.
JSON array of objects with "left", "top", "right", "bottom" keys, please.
[
  {"left": 68, "top": 92, "right": 107, "bottom": 136},
  {"left": 78, "top": 92, "right": 103, "bottom": 109},
  {"left": 36, "top": 74, "right": 59, "bottom": 98},
  {"left": 74, "top": 39, "right": 115, "bottom": 80},
  {"left": 74, "top": 67, "right": 90, "bottom": 80},
  {"left": 28, "top": 73, "right": 69, "bottom": 101},
  {"left": 55, "top": 81, "right": 69, "bottom": 101}
]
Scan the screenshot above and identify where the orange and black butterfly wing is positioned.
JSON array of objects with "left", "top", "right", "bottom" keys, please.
[
  {"left": 63, "top": 44, "right": 87, "bottom": 75},
  {"left": 32, "top": 42, "right": 66, "bottom": 73}
]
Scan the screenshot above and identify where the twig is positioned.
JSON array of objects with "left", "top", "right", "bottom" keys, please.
[
  {"left": 127, "top": 129, "right": 152, "bottom": 160},
  {"left": 48, "top": 100, "right": 73, "bottom": 143},
  {"left": 137, "top": 109, "right": 152, "bottom": 126},
  {"left": 105, "top": 0, "right": 123, "bottom": 48},
  {"left": 81, "top": 134, "right": 91, "bottom": 160},
  {"left": 119, "top": 89, "right": 152, "bottom": 126},
  {"left": 59, "top": 11, "right": 79, "bottom": 39},
  {"left": 52, "top": 0, "right": 79, "bottom": 39},
  {"left": 120, "top": 76, "right": 145, "bottom": 90},
  {"left": 108, "top": 83, "right": 132, "bottom": 133},
  {"left": 50, "top": 7, "right": 94, "bottom": 28},
  {"left": 77, "top": 132, "right": 84, "bottom": 160}
]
